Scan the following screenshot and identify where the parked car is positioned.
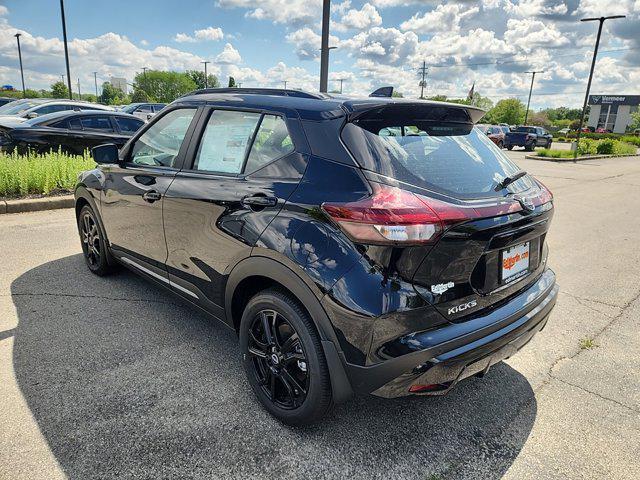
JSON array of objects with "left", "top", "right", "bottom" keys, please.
[
  {"left": 504, "top": 126, "right": 553, "bottom": 151},
  {"left": 0, "top": 97, "right": 15, "bottom": 107},
  {"left": 556, "top": 127, "right": 570, "bottom": 136},
  {"left": 120, "top": 103, "right": 166, "bottom": 121},
  {"left": 0, "top": 110, "right": 144, "bottom": 155},
  {"left": 0, "top": 98, "right": 113, "bottom": 124},
  {"left": 76, "top": 88, "right": 557, "bottom": 425},
  {"left": 477, "top": 124, "right": 506, "bottom": 148}
]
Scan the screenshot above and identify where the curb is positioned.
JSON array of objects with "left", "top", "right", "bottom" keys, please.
[
  {"left": 0, "top": 195, "right": 74, "bottom": 215},
  {"left": 524, "top": 153, "right": 640, "bottom": 162}
]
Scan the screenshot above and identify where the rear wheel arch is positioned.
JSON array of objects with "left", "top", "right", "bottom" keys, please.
[{"left": 226, "top": 256, "right": 353, "bottom": 403}]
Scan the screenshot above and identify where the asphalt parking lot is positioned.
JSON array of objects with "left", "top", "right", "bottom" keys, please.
[{"left": 1, "top": 153, "right": 639, "bottom": 480}]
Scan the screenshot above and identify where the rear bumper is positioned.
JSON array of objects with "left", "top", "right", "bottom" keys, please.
[{"left": 343, "top": 268, "right": 558, "bottom": 398}]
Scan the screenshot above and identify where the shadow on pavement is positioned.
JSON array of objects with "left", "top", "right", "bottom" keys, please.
[{"left": 11, "top": 254, "right": 537, "bottom": 479}]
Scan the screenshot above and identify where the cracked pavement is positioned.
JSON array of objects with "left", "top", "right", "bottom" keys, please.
[{"left": 1, "top": 154, "right": 640, "bottom": 479}]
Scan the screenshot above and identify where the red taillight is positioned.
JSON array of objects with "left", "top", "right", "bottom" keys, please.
[
  {"left": 322, "top": 182, "right": 552, "bottom": 246},
  {"left": 532, "top": 180, "right": 553, "bottom": 206}
]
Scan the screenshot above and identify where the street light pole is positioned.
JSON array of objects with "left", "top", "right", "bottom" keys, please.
[
  {"left": 201, "top": 61, "right": 210, "bottom": 88},
  {"left": 59, "top": 0, "right": 73, "bottom": 100},
  {"left": 77, "top": 78, "right": 81, "bottom": 99},
  {"left": 524, "top": 70, "right": 543, "bottom": 125},
  {"left": 93, "top": 72, "right": 98, "bottom": 99},
  {"left": 319, "top": 0, "right": 331, "bottom": 92},
  {"left": 574, "top": 15, "right": 625, "bottom": 160},
  {"left": 14, "top": 33, "right": 26, "bottom": 97}
]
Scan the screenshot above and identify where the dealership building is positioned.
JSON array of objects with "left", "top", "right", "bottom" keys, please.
[{"left": 587, "top": 95, "right": 640, "bottom": 133}]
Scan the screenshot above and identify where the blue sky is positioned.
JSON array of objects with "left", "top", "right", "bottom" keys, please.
[{"left": 1, "top": 0, "right": 639, "bottom": 108}]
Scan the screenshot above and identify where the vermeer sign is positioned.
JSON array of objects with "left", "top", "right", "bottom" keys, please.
[{"left": 588, "top": 95, "right": 640, "bottom": 106}]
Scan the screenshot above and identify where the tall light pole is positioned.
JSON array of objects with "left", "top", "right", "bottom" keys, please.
[
  {"left": 14, "top": 33, "right": 26, "bottom": 97},
  {"left": 337, "top": 78, "right": 346, "bottom": 94},
  {"left": 93, "top": 72, "right": 98, "bottom": 99},
  {"left": 142, "top": 66, "right": 149, "bottom": 82},
  {"left": 574, "top": 15, "right": 626, "bottom": 160},
  {"left": 319, "top": 0, "right": 331, "bottom": 92},
  {"left": 77, "top": 78, "right": 81, "bottom": 100},
  {"left": 59, "top": 0, "right": 73, "bottom": 99},
  {"left": 201, "top": 61, "right": 210, "bottom": 88},
  {"left": 283, "top": 80, "right": 288, "bottom": 89},
  {"left": 524, "top": 70, "right": 543, "bottom": 125}
]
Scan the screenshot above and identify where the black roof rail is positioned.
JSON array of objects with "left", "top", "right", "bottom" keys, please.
[{"left": 183, "top": 87, "right": 327, "bottom": 100}]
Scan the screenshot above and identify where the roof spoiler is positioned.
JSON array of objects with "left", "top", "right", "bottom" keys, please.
[{"left": 369, "top": 86, "right": 394, "bottom": 98}]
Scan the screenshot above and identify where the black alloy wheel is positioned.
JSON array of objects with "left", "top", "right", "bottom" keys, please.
[
  {"left": 247, "top": 309, "right": 309, "bottom": 409},
  {"left": 77, "top": 205, "right": 115, "bottom": 276},
  {"left": 240, "top": 289, "right": 332, "bottom": 425}
]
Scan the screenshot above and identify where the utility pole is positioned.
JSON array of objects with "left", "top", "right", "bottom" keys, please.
[
  {"left": 142, "top": 66, "right": 149, "bottom": 83},
  {"left": 14, "top": 33, "right": 26, "bottom": 97},
  {"left": 201, "top": 61, "right": 210, "bottom": 88},
  {"left": 59, "top": 0, "right": 73, "bottom": 99},
  {"left": 319, "top": 0, "right": 331, "bottom": 92},
  {"left": 574, "top": 15, "right": 626, "bottom": 160},
  {"left": 524, "top": 70, "right": 543, "bottom": 125},
  {"left": 77, "top": 78, "right": 81, "bottom": 99},
  {"left": 283, "top": 80, "right": 288, "bottom": 89},
  {"left": 93, "top": 72, "right": 98, "bottom": 99},
  {"left": 338, "top": 78, "right": 345, "bottom": 94},
  {"left": 418, "top": 61, "right": 428, "bottom": 99}
]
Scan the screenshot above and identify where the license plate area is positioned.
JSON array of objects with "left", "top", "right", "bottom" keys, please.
[{"left": 501, "top": 242, "right": 530, "bottom": 284}]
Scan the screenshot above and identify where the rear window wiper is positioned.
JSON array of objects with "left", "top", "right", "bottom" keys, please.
[{"left": 495, "top": 170, "right": 527, "bottom": 191}]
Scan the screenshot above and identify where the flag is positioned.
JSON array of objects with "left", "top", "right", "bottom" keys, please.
[{"left": 467, "top": 82, "right": 475, "bottom": 102}]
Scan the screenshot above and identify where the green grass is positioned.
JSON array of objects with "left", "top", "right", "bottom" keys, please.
[
  {"left": 0, "top": 150, "right": 95, "bottom": 198},
  {"left": 579, "top": 337, "right": 597, "bottom": 350},
  {"left": 535, "top": 149, "right": 576, "bottom": 158}
]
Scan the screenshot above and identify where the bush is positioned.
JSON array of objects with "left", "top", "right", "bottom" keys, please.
[
  {"left": 577, "top": 138, "right": 597, "bottom": 155},
  {"left": 596, "top": 138, "right": 615, "bottom": 155},
  {"left": 0, "top": 150, "right": 95, "bottom": 197},
  {"left": 612, "top": 142, "right": 637, "bottom": 155},
  {"left": 536, "top": 149, "right": 574, "bottom": 158}
]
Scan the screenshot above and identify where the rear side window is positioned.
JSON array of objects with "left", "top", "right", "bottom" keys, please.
[
  {"left": 341, "top": 107, "right": 537, "bottom": 199},
  {"left": 115, "top": 116, "right": 144, "bottom": 133},
  {"left": 80, "top": 116, "right": 114, "bottom": 132},
  {"left": 245, "top": 115, "right": 294, "bottom": 173}
]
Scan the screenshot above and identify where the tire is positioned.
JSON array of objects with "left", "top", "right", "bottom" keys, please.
[
  {"left": 77, "top": 205, "right": 117, "bottom": 276},
  {"left": 497, "top": 140, "right": 504, "bottom": 149},
  {"left": 546, "top": 141, "right": 552, "bottom": 149},
  {"left": 239, "top": 288, "right": 333, "bottom": 425},
  {"left": 507, "top": 145, "right": 513, "bottom": 150},
  {"left": 525, "top": 143, "right": 534, "bottom": 152}
]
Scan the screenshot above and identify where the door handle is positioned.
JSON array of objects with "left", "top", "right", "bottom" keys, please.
[
  {"left": 142, "top": 190, "right": 162, "bottom": 203},
  {"left": 241, "top": 195, "right": 278, "bottom": 208}
]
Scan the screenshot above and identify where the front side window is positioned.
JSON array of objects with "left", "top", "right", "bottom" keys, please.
[
  {"left": 245, "top": 115, "right": 294, "bottom": 173},
  {"left": 130, "top": 108, "right": 196, "bottom": 168},
  {"left": 193, "top": 110, "right": 261, "bottom": 173},
  {"left": 33, "top": 104, "right": 72, "bottom": 116}
]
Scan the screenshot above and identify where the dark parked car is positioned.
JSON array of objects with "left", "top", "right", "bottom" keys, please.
[
  {"left": 477, "top": 124, "right": 506, "bottom": 148},
  {"left": 0, "top": 110, "right": 144, "bottom": 155},
  {"left": 504, "top": 126, "right": 553, "bottom": 151},
  {"left": 75, "top": 88, "right": 558, "bottom": 424},
  {"left": 0, "top": 97, "right": 15, "bottom": 107}
]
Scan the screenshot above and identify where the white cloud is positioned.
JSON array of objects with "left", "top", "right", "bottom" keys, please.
[
  {"left": 504, "top": 18, "right": 570, "bottom": 52},
  {"left": 401, "top": 4, "right": 479, "bottom": 33},
  {"left": 215, "top": 43, "right": 242, "bottom": 64},
  {"left": 286, "top": 27, "right": 340, "bottom": 60},
  {"left": 174, "top": 26, "right": 224, "bottom": 43},
  {"left": 341, "top": 27, "right": 419, "bottom": 65},
  {"left": 0, "top": 6, "right": 8, "bottom": 16},
  {"left": 217, "top": 0, "right": 321, "bottom": 26},
  {"left": 140, "top": 39, "right": 149, "bottom": 46},
  {"left": 338, "top": 3, "right": 382, "bottom": 31}
]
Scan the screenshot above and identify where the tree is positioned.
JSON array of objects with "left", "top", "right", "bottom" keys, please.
[
  {"left": 528, "top": 111, "right": 552, "bottom": 129},
  {"left": 391, "top": 90, "right": 403, "bottom": 98},
  {"left": 134, "top": 70, "right": 197, "bottom": 103},
  {"left": 427, "top": 94, "right": 448, "bottom": 102},
  {"left": 185, "top": 70, "right": 220, "bottom": 90},
  {"left": 130, "top": 88, "right": 150, "bottom": 103},
  {"left": 228, "top": 76, "right": 236, "bottom": 88},
  {"left": 101, "top": 82, "right": 130, "bottom": 105},
  {"left": 484, "top": 98, "right": 526, "bottom": 125},
  {"left": 51, "top": 81, "right": 69, "bottom": 99},
  {"left": 630, "top": 110, "right": 640, "bottom": 131}
]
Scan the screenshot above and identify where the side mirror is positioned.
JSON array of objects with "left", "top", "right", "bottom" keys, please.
[
  {"left": 92, "top": 143, "right": 120, "bottom": 164},
  {"left": 26, "top": 112, "right": 38, "bottom": 119}
]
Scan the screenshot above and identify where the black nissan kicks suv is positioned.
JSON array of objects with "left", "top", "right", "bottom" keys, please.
[{"left": 75, "top": 88, "right": 558, "bottom": 425}]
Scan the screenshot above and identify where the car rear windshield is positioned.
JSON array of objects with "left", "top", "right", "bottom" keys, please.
[
  {"left": 341, "top": 106, "right": 536, "bottom": 199},
  {"left": 515, "top": 126, "right": 536, "bottom": 133}
]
